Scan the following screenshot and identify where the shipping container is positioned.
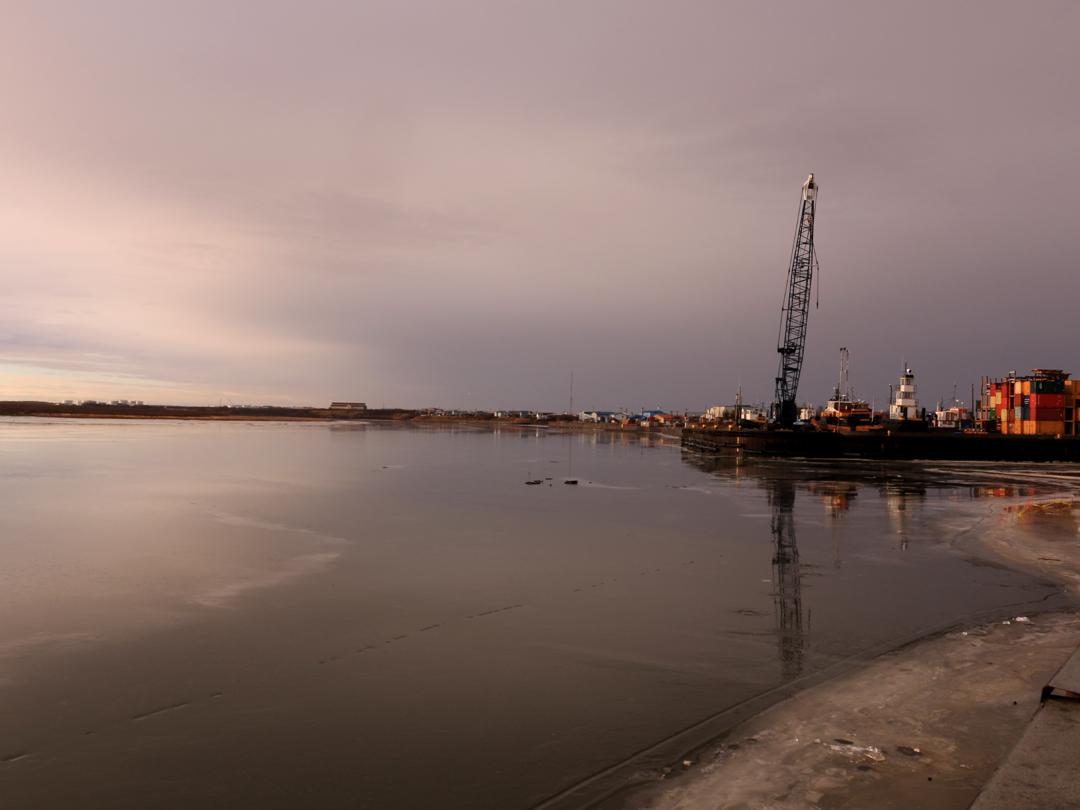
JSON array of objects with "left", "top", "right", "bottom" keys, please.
[
  {"left": 1037, "top": 420, "right": 1066, "bottom": 435},
  {"left": 1033, "top": 416, "right": 1066, "bottom": 425},
  {"left": 1023, "top": 381, "right": 1032, "bottom": 395},
  {"left": 1032, "top": 407, "right": 1065, "bottom": 421},
  {"left": 1032, "top": 393, "right": 1065, "bottom": 408},
  {"left": 1034, "top": 380, "right": 1065, "bottom": 394}
]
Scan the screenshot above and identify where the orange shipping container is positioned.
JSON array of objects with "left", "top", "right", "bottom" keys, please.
[{"left": 1038, "top": 420, "right": 1066, "bottom": 435}]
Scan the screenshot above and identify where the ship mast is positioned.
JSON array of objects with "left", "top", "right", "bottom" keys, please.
[{"left": 774, "top": 174, "right": 818, "bottom": 426}]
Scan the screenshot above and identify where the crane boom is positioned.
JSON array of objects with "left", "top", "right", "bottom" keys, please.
[{"left": 774, "top": 173, "right": 818, "bottom": 426}]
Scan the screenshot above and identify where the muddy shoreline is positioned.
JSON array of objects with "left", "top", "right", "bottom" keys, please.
[{"left": 626, "top": 490, "right": 1080, "bottom": 810}]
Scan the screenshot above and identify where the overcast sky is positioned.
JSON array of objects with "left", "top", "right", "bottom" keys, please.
[{"left": 2, "top": 1, "right": 1077, "bottom": 409}]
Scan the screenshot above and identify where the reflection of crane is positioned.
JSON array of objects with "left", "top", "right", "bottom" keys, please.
[
  {"left": 768, "top": 477, "right": 804, "bottom": 680},
  {"left": 774, "top": 174, "right": 819, "bottom": 427}
]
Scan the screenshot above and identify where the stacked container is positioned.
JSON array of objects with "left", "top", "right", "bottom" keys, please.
[{"left": 984, "top": 370, "right": 1071, "bottom": 436}]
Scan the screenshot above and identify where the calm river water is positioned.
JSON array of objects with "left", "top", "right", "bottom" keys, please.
[{"left": 0, "top": 419, "right": 1070, "bottom": 808}]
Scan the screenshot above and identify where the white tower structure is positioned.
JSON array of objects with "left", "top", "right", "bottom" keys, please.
[{"left": 889, "top": 368, "right": 919, "bottom": 421}]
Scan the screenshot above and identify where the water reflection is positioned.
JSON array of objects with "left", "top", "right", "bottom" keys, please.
[
  {"left": 679, "top": 451, "right": 1067, "bottom": 684},
  {"left": 808, "top": 481, "right": 857, "bottom": 567},
  {"left": 0, "top": 422, "right": 1069, "bottom": 810},
  {"left": 767, "top": 476, "right": 804, "bottom": 679},
  {"left": 882, "top": 481, "right": 926, "bottom": 551}
]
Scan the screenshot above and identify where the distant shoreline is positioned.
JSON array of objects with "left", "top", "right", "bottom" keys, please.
[{"left": 0, "top": 403, "right": 660, "bottom": 431}]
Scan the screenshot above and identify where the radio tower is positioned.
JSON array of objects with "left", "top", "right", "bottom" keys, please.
[{"left": 774, "top": 173, "right": 819, "bottom": 427}]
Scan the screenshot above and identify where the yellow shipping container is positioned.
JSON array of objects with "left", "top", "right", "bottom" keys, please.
[{"left": 1023, "top": 380, "right": 1032, "bottom": 395}]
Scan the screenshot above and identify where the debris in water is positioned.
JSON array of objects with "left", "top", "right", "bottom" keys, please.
[
  {"left": 824, "top": 740, "right": 886, "bottom": 762},
  {"left": 681, "top": 759, "right": 692, "bottom": 770},
  {"left": 1014, "top": 616, "right": 1031, "bottom": 623},
  {"left": 897, "top": 746, "right": 921, "bottom": 757}
]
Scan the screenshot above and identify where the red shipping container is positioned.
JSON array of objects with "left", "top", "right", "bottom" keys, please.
[
  {"left": 1032, "top": 393, "right": 1065, "bottom": 408},
  {"left": 1031, "top": 406, "right": 1065, "bottom": 421}
]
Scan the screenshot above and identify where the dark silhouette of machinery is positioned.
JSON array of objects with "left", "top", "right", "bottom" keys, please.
[{"left": 774, "top": 174, "right": 819, "bottom": 427}]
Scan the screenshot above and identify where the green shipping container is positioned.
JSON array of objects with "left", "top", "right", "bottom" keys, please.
[{"left": 1034, "top": 380, "right": 1066, "bottom": 394}]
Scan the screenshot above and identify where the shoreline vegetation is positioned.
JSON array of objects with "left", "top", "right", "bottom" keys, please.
[{"left": 633, "top": 492, "right": 1080, "bottom": 810}]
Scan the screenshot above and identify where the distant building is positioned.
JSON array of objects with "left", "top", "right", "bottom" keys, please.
[
  {"left": 329, "top": 401, "right": 367, "bottom": 411},
  {"left": 578, "top": 410, "right": 614, "bottom": 423},
  {"left": 705, "top": 405, "right": 735, "bottom": 421}
]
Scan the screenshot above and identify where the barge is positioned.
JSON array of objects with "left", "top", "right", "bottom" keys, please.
[{"left": 682, "top": 428, "right": 1080, "bottom": 462}]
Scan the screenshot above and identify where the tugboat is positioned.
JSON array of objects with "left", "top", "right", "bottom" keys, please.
[
  {"left": 819, "top": 348, "right": 872, "bottom": 429},
  {"left": 885, "top": 367, "right": 927, "bottom": 431}
]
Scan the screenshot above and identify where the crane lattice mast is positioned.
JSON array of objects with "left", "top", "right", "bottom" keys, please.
[{"left": 774, "top": 173, "right": 818, "bottom": 426}]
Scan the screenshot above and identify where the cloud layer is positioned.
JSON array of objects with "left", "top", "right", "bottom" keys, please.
[{"left": 2, "top": 1, "right": 1077, "bottom": 409}]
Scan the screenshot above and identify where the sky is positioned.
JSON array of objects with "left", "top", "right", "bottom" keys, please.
[{"left": 1, "top": 1, "right": 1078, "bottom": 410}]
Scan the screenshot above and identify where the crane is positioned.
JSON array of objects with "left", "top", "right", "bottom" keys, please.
[{"left": 773, "top": 173, "right": 819, "bottom": 427}]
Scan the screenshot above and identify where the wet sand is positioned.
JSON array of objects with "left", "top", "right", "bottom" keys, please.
[{"left": 638, "top": 494, "right": 1080, "bottom": 810}]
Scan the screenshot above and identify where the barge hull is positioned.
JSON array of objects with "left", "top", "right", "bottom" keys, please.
[{"left": 682, "top": 429, "right": 1080, "bottom": 462}]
